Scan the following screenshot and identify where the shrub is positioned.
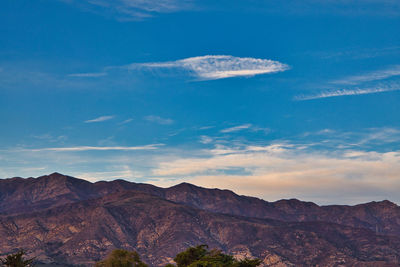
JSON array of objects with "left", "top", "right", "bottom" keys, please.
[
  {"left": 167, "top": 245, "right": 261, "bottom": 267},
  {"left": 0, "top": 250, "right": 35, "bottom": 267},
  {"left": 95, "top": 249, "right": 148, "bottom": 267}
]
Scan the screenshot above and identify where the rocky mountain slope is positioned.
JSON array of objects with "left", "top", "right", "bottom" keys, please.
[{"left": 1, "top": 173, "right": 400, "bottom": 266}]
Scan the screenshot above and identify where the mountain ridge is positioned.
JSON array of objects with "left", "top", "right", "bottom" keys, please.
[
  {"left": 1, "top": 173, "right": 398, "bottom": 236},
  {"left": 1, "top": 173, "right": 400, "bottom": 266}
]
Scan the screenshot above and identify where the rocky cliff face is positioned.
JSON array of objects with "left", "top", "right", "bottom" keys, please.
[{"left": 1, "top": 173, "right": 400, "bottom": 266}]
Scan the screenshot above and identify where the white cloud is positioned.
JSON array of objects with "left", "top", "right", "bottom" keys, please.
[
  {"left": 220, "top": 124, "right": 252, "bottom": 133},
  {"left": 198, "top": 126, "right": 215, "bottom": 130},
  {"left": 151, "top": 143, "right": 400, "bottom": 204},
  {"left": 296, "top": 66, "right": 400, "bottom": 101},
  {"left": 62, "top": 0, "right": 193, "bottom": 20},
  {"left": 132, "top": 55, "right": 290, "bottom": 80},
  {"left": 310, "top": 46, "right": 400, "bottom": 60},
  {"left": 297, "top": 127, "right": 400, "bottom": 150},
  {"left": 356, "top": 127, "right": 400, "bottom": 145},
  {"left": 91, "top": 0, "right": 190, "bottom": 13},
  {"left": 262, "top": 0, "right": 400, "bottom": 16},
  {"left": 119, "top": 118, "right": 134, "bottom": 125},
  {"left": 19, "top": 144, "right": 162, "bottom": 152},
  {"left": 68, "top": 72, "right": 107, "bottom": 78},
  {"left": 199, "top": 135, "right": 213, "bottom": 144},
  {"left": 144, "top": 115, "right": 174, "bottom": 125},
  {"left": 3, "top": 128, "right": 400, "bottom": 204},
  {"left": 332, "top": 65, "right": 400, "bottom": 85},
  {"left": 62, "top": 0, "right": 400, "bottom": 20},
  {"left": 84, "top": 115, "right": 115, "bottom": 123},
  {"left": 31, "top": 134, "right": 68, "bottom": 143},
  {"left": 296, "top": 84, "right": 400, "bottom": 100}
]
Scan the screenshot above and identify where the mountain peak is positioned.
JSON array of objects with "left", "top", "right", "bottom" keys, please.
[
  {"left": 36, "top": 172, "right": 69, "bottom": 181},
  {"left": 49, "top": 172, "right": 66, "bottom": 177},
  {"left": 369, "top": 199, "right": 398, "bottom": 207},
  {"left": 172, "top": 182, "right": 198, "bottom": 188},
  {"left": 47, "top": 172, "right": 72, "bottom": 179}
]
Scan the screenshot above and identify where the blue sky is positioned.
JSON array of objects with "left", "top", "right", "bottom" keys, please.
[{"left": 1, "top": 0, "right": 400, "bottom": 204}]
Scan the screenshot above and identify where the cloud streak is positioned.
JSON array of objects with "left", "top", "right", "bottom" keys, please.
[
  {"left": 296, "top": 84, "right": 400, "bottom": 100},
  {"left": 131, "top": 55, "right": 289, "bottom": 80},
  {"left": 62, "top": 0, "right": 193, "bottom": 20},
  {"left": 220, "top": 124, "right": 252, "bottom": 133},
  {"left": 62, "top": 0, "right": 400, "bottom": 20},
  {"left": 296, "top": 65, "right": 400, "bottom": 101},
  {"left": 119, "top": 118, "right": 134, "bottom": 125},
  {"left": 84, "top": 115, "right": 115, "bottom": 123},
  {"left": 19, "top": 144, "right": 162, "bottom": 152},
  {"left": 68, "top": 72, "right": 107, "bottom": 78},
  {"left": 332, "top": 65, "right": 400, "bottom": 85},
  {"left": 144, "top": 115, "right": 174, "bottom": 125}
]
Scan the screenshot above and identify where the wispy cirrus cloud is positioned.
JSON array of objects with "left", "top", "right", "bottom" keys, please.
[
  {"left": 84, "top": 115, "right": 115, "bottom": 123},
  {"left": 119, "top": 118, "right": 134, "bottom": 125},
  {"left": 61, "top": 0, "right": 400, "bottom": 20},
  {"left": 61, "top": 0, "right": 193, "bottom": 20},
  {"left": 144, "top": 115, "right": 174, "bottom": 125},
  {"left": 31, "top": 134, "right": 68, "bottom": 143},
  {"left": 296, "top": 84, "right": 400, "bottom": 100},
  {"left": 309, "top": 46, "right": 400, "bottom": 60},
  {"left": 296, "top": 65, "right": 400, "bottom": 100},
  {"left": 331, "top": 65, "right": 400, "bottom": 85},
  {"left": 297, "top": 127, "right": 400, "bottom": 150},
  {"left": 68, "top": 72, "right": 107, "bottom": 78},
  {"left": 130, "top": 55, "right": 290, "bottom": 80},
  {"left": 249, "top": 0, "right": 400, "bottom": 17},
  {"left": 199, "top": 135, "right": 214, "bottom": 144},
  {"left": 18, "top": 144, "right": 162, "bottom": 152},
  {"left": 220, "top": 124, "right": 252, "bottom": 133},
  {"left": 219, "top": 124, "right": 270, "bottom": 134}
]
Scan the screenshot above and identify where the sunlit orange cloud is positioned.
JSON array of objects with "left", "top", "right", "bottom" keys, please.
[{"left": 151, "top": 145, "right": 400, "bottom": 204}]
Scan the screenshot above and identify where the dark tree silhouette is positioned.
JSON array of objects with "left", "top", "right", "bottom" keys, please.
[{"left": 0, "top": 250, "right": 35, "bottom": 267}]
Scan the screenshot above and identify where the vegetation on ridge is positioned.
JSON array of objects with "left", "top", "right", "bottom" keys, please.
[
  {"left": 170, "top": 245, "right": 261, "bottom": 267},
  {"left": 94, "top": 245, "right": 261, "bottom": 267},
  {"left": 95, "top": 249, "right": 148, "bottom": 267}
]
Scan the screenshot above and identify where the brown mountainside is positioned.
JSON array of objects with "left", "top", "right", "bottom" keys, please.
[
  {"left": 1, "top": 173, "right": 399, "bottom": 236},
  {"left": 1, "top": 173, "right": 400, "bottom": 266}
]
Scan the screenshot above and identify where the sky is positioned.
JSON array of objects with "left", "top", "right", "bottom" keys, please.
[{"left": 1, "top": 0, "right": 400, "bottom": 205}]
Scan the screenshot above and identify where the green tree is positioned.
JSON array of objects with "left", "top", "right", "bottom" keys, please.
[
  {"left": 167, "top": 245, "right": 261, "bottom": 267},
  {"left": 0, "top": 250, "right": 35, "bottom": 267},
  {"left": 235, "top": 258, "right": 262, "bottom": 267},
  {"left": 174, "top": 245, "right": 209, "bottom": 267},
  {"left": 186, "top": 249, "right": 235, "bottom": 267},
  {"left": 95, "top": 249, "right": 148, "bottom": 267}
]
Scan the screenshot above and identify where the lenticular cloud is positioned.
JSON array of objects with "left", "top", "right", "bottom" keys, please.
[{"left": 136, "top": 55, "right": 290, "bottom": 80}]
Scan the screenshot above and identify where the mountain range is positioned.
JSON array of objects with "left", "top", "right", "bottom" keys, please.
[{"left": 1, "top": 172, "right": 400, "bottom": 266}]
